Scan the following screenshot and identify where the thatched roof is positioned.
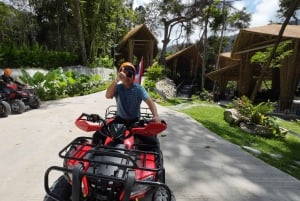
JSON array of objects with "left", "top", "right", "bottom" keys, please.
[
  {"left": 165, "top": 45, "right": 202, "bottom": 79},
  {"left": 166, "top": 45, "right": 198, "bottom": 61},
  {"left": 118, "top": 24, "right": 158, "bottom": 56},
  {"left": 244, "top": 24, "right": 300, "bottom": 38},
  {"left": 232, "top": 24, "right": 300, "bottom": 58},
  {"left": 206, "top": 52, "right": 240, "bottom": 81}
]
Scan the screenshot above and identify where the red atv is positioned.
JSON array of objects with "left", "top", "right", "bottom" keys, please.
[
  {"left": 5, "top": 83, "right": 41, "bottom": 114},
  {"left": 0, "top": 93, "right": 11, "bottom": 117},
  {"left": 44, "top": 106, "right": 175, "bottom": 201}
]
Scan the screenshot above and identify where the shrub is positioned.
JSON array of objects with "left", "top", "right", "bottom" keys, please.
[
  {"left": 0, "top": 43, "right": 78, "bottom": 69},
  {"left": 144, "top": 63, "right": 164, "bottom": 81},
  {"left": 19, "top": 67, "right": 103, "bottom": 100},
  {"left": 230, "top": 96, "right": 285, "bottom": 138}
]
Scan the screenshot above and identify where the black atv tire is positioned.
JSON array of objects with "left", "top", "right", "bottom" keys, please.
[
  {"left": 29, "top": 96, "right": 41, "bottom": 109},
  {"left": 10, "top": 99, "right": 26, "bottom": 114},
  {"left": 0, "top": 101, "right": 11, "bottom": 117},
  {"left": 153, "top": 187, "right": 176, "bottom": 201},
  {"left": 44, "top": 175, "right": 72, "bottom": 201}
]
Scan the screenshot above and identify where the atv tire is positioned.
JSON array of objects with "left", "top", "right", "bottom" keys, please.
[
  {"left": 29, "top": 96, "right": 41, "bottom": 109},
  {"left": 10, "top": 99, "right": 26, "bottom": 114},
  {"left": 0, "top": 101, "right": 11, "bottom": 117},
  {"left": 44, "top": 175, "right": 71, "bottom": 201},
  {"left": 153, "top": 187, "right": 176, "bottom": 201}
]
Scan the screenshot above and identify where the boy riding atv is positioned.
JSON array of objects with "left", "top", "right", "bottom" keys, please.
[
  {"left": 0, "top": 68, "right": 41, "bottom": 114},
  {"left": 0, "top": 68, "right": 25, "bottom": 98}
]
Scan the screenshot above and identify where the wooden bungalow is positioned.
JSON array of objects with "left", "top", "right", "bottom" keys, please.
[
  {"left": 116, "top": 24, "right": 158, "bottom": 69},
  {"left": 206, "top": 24, "right": 300, "bottom": 109},
  {"left": 165, "top": 45, "right": 202, "bottom": 82}
]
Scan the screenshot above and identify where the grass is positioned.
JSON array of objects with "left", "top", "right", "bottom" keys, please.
[{"left": 166, "top": 100, "right": 300, "bottom": 180}]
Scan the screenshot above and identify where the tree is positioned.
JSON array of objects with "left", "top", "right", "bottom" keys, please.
[
  {"left": 72, "top": 0, "right": 87, "bottom": 65},
  {"left": 0, "top": 1, "right": 38, "bottom": 46},
  {"left": 143, "top": 0, "right": 208, "bottom": 65},
  {"left": 143, "top": 0, "right": 250, "bottom": 90},
  {"left": 201, "top": 0, "right": 251, "bottom": 90},
  {"left": 28, "top": 0, "right": 137, "bottom": 66},
  {"left": 277, "top": 0, "right": 300, "bottom": 24}
]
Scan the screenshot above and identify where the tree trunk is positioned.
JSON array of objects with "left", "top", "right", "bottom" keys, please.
[
  {"left": 158, "top": 19, "right": 171, "bottom": 66},
  {"left": 250, "top": 0, "right": 300, "bottom": 102},
  {"left": 201, "top": 14, "right": 209, "bottom": 90},
  {"left": 73, "top": 0, "right": 87, "bottom": 65}
]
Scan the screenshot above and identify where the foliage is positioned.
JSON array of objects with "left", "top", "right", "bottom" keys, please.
[
  {"left": 198, "top": 89, "right": 214, "bottom": 102},
  {"left": 230, "top": 96, "right": 274, "bottom": 124},
  {"left": 148, "top": 91, "right": 164, "bottom": 102},
  {"left": 144, "top": 63, "right": 164, "bottom": 81},
  {"left": 90, "top": 55, "right": 114, "bottom": 68},
  {"left": 229, "top": 96, "right": 285, "bottom": 138},
  {"left": 0, "top": 2, "right": 38, "bottom": 46},
  {"left": 18, "top": 67, "right": 104, "bottom": 100},
  {"left": 203, "top": 0, "right": 251, "bottom": 33},
  {"left": 160, "top": 97, "right": 183, "bottom": 106},
  {"left": 277, "top": 0, "right": 300, "bottom": 23},
  {"left": 2, "top": 0, "right": 138, "bottom": 66},
  {"left": 143, "top": 79, "right": 156, "bottom": 91},
  {"left": 143, "top": 63, "right": 165, "bottom": 100},
  {"left": 250, "top": 40, "right": 293, "bottom": 68},
  {"left": 0, "top": 43, "right": 78, "bottom": 69}
]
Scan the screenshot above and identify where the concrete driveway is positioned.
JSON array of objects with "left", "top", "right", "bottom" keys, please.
[{"left": 0, "top": 91, "right": 299, "bottom": 201}]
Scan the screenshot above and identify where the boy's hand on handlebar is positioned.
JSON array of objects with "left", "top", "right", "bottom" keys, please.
[
  {"left": 152, "top": 116, "right": 161, "bottom": 123},
  {"left": 87, "top": 114, "right": 101, "bottom": 122}
]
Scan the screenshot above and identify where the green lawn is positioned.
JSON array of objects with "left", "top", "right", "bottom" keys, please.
[{"left": 170, "top": 101, "right": 300, "bottom": 180}]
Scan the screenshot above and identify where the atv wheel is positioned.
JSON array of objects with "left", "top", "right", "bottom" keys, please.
[
  {"left": 10, "top": 99, "right": 26, "bottom": 114},
  {"left": 153, "top": 187, "right": 176, "bottom": 201},
  {"left": 0, "top": 101, "right": 11, "bottom": 117},
  {"left": 29, "top": 96, "right": 41, "bottom": 109},
  {"left": 44, "top": 175, "right": 71, "bottom": 201}
]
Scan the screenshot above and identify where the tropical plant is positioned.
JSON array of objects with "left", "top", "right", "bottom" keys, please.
[
  {"left": 144, "top": 63, "right": 164, "bottom": 81},
  {"left": 230, "top": 96, "right": 286, "bottom": 138},
  {"left": 19, "top": 67, "right": 104, "bottom": 100},
  {"left": 231, "top": 96, "right": 275, "bottom": 124}
]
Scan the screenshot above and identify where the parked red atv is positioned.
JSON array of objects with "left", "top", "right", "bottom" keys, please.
[
  {"left": 0, "top": 93, "right": 11, "bottom": 117},
  {"left": 44, "top": 106, "right": 175, "bottom": 201},
  {"left": 5, "top": 83, "right": 41, "bottom": 114}
]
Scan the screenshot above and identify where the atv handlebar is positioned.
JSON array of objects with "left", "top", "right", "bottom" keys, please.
[
  {"left": 75, "top": 113, "right": 106, "bottom": 132},
  {"left": 75, "top": 106, "right": 167, "bottom": 136}
]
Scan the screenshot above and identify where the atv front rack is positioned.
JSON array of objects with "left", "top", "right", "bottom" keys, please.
[
  {"left": 44, "top": 136, "right": 173, "bottom": 201},
  {"left": 59, "top": 136, "right": 163, "bottom": 172}
]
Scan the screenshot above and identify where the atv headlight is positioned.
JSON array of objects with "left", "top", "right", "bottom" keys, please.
[{"left": 130, "top": 175, "right": 154, "bottom": 198}]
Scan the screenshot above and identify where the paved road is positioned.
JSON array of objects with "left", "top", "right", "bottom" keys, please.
[{"left": 0, "top": 91, "right": 299, "bottom": 201}]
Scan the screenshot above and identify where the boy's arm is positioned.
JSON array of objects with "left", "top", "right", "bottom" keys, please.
[{"left": 144, "top": 98, "right": 161, "bottom": 123}]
